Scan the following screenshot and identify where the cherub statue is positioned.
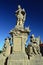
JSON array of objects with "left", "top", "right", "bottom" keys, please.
[{"left": 15, "top": 5, "right": 26, "bottom": 27}]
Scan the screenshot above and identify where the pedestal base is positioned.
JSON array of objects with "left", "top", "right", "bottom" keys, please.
[
  {"left": 0, "top": 54, "right": 6, "bottom": 65},
  {"left": 7, "top": 52, "right": 28, "bottom": 65},
  {"left": 30, "top": 55, "right": 43, "bottom": 65}
]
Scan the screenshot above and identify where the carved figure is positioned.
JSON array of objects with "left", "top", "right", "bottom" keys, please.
[
  {"left": 15, "top": 5, "right": 26, "bottom": 27},
  {"left": 28, "top": 35, "right": 41, "bottom": 56},
  {"left": 2, "top": 38, "right": 10, "bottom": 57}
]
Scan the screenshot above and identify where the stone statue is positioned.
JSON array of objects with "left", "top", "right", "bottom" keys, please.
[
  {"left": 30, "top": 34, "right": 35, "bottom": 43},
  {"left": 35, "top": 37, "right": 41, "bottom": 54},
  {"left": 31, "top": 35, "right": 41, "bottom": 54},
  {"left": 28, "top": 34, "right": 41, "bottom": 57},
  {"left": 2, "top": 38, "right": 11, "bottom": 57},
  {"left": 15, "top": 5, "right": 26, "bottom": 27}
]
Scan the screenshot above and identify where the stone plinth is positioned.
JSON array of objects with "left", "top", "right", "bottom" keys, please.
[
  {"left": 10, "top": 27, "right": 30, "bottom": 53},
  {"left": 13, "top": 36, "right": 22, "bottom": 52},
  {"left": 7, "top": 52, "right": 29, "bottom": 65},
  {"left": 0, "top": 54, "right": 6, "bottom": 65},
  {"left": 7, "top": 27, "right": 30, "bottom": 65},
  {"left": 29, "top": 55, "right": 43, "bottom": 65}
]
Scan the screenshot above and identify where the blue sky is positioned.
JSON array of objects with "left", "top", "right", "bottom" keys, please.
[{"left": 0, "top": 0, "right": 43, "bottom": 50}]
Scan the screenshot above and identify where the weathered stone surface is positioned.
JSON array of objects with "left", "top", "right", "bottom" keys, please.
[
  {"left": 27, "top": 34, "right": 41, "bottom": 57},
  {"left": 15, "top": 5, "right": 26, "bottom": 27},
  {"left": 2, "top": 38, "right": 11, "bottom": 57},
  {"left": 29, "top": 55, "right": 43, "bottom": 65},
  {"left": 7, "top": 52, "right": 29, "bottom": 65},
  {"left": 0, "top": 54, "right": 6, "bottom": 65}
]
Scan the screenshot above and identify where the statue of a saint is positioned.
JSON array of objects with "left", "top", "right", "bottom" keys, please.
[
  {"left": 30, "top": 35, "right": 41, "bottom": 55},
  {"left": 28, "top": 34, "right": 41, "bottom": 57},
  {"left": 15, "top": 5, "right": 26, "bottom": 27},
  {"left": 2, "top": 38, "right": 10, "bottom": 57}
]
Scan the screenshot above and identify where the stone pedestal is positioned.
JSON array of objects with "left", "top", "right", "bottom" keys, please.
[
  {"left": 3, "top": 38, "right": 11, "bottom": 57},
  {"left": 9, "top": 26, "right": 30, "bottom": 53},
  {"left": 0, "top": 54, "right": 6, "bottom": 65},
  {"left": 7, "top": 52, "right": 29, "bottom": 65},
  {"left": 12, "top": 35, "right": 25, "bottom": 53},
  {"left": 30, "top": 55, "right": 43, "bottom": 65},
  {"left": 7, "top": 27, "right": 30, "bottom": 65}
]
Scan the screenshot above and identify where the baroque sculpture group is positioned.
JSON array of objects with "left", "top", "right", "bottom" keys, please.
[{"left": 0, "top": 5, "right": 43, "bottom": 65}]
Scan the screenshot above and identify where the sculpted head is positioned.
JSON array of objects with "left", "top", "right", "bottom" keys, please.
[
  {"left": 18, "top": 5, "right": 21, "bottom": 9},
  {"left": 5, "top": 37, "right": 10, "bottom": 43},
  {"left": 30, "top": 34, "right": 34, "bottom": 38}
]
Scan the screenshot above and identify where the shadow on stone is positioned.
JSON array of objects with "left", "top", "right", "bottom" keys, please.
[
  {"left": 4, "top": 57, "right": 8, "bottom": 65},
  {"left": 10, "top": 46, "right": 13, "bottom": 54},
  {"left": 40, "top": 45, "right": 43, "bottom": 56}
]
